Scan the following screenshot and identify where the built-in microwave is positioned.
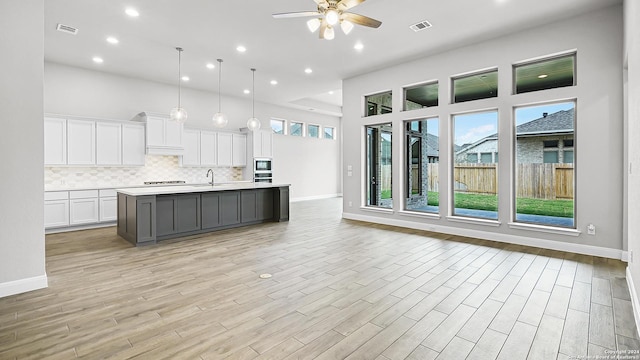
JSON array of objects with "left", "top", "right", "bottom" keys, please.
[{"left": 254, "top": 158, "right": 272, "bottom": 173}]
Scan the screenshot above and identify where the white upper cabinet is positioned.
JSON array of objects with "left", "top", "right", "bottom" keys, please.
[
  {"left": 122, "top": 123, "right": 145, "bottom": 166},
  {"left": 67, "top": 120, "right": 96, "bottom": 165},
  {"left": 200, "top": 131, "right": 217, "bottom": 166},
  {"left": 232, "top": 133, "right": 247, "bottom": 167},
  {"left": 134, "top": 112, "right": 184, "bottom": 155},
  {"left": 217, "top": 133, "right": 233, "bottom": 167},
  {"left": 181, "top": 129, "right": 201, "bottom": 166},
  {"left": 96, "top": 122, "right": 122, "bottom": 165},
  {"left": 44, "top": 117, "right": 67, "bottom": 165},
  {"left": 251, "top": 129, "right": 273, "bottom": 158}
]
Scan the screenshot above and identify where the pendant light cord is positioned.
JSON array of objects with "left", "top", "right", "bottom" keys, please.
[
  {"left": 217, "top": 59, "right": 223, "bottom": 113},
  {"left": 176, "top": 47, "right": 183, "bottom": 108},
  {"left": 251, "top": 68, "right": 256, "bottom": 118}
]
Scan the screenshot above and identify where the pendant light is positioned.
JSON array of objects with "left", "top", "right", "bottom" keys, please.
[
  {"left": 169, "top": 47, "right": 188, "bottom": 123},
  {"left": 212, "top": 58, "right": 228, "bottom": 128},
  {"left": 246, "top": 68, "right": 261, "bottom": 131}
]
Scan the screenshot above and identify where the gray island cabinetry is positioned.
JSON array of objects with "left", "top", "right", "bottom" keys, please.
[{"left": 116, "top": 183, "right": 289, "bottom": 246}]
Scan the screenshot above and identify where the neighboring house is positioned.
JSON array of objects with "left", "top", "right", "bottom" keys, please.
[{"left": 455, "top": 109, "right": 575, "bottom": 164}]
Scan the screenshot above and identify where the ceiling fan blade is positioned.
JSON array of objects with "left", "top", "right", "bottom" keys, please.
[
  {"left": 313, "top": 0, "right": 329, "bottom": 6},
  {"left": 319, "top": 21, "right": 327, "bottom": 39},
  {"left": 338, "top": 0, "right": 366, "bottom": 11},
  {"left": 272, "top": 11, "right": 321, "bottom": 19},
  {"left": 342, "top": 12, "right": 382, "bottom": 28}
]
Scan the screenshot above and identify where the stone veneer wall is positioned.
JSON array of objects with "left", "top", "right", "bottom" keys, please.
[{"left": 44, "top": 155, "right": 243, "bottom": 189}]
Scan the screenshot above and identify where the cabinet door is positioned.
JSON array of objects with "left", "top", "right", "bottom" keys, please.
[
  {"left": 67, "top": 120, "right": 96, "bottom": 165},
  {"left": 240, "top": 190, "right": 258, "bottom": 223},
  {"left": 44, "top": 200, "right": 69, "bottom": 228},
  {"left": 217, "top": 133, "right": 233, "bottom": 167},
  {"left": 96, "top": 122, "right": 122, "bottom": 165},
  {"left": 181, "top": 129, "right": 201, "bottom": 166},
  {"left": 176, "top": 194, "right": 201, "bottom": 233},
  {"left": 256, "top": 189, "right": 274, "bottom": 220},
  {"left": 232, "top": 134, "right": 247, "bottom": 167},
  {"left": 200, "top": 131, "right": 217, "bottom": 166},
  {"left": 220, "top": 192, "right": 241, "bottom": 226},
  {"left": 44, "top": 117, "right": 67, "bottom": 165},
  {"left": 146, "top": 116, "right": 165, "bottom": 147},
  {"left": 201, "top": 193, "right": 220, "bottom": 229},
  {"left": 99, "top": 197, "right": 117, "bottom": 222},
  {"left": 122, "top": 124, "right": 145, "bottom": 165},
  {"left": 261, "top": 131, "right": 273, "bottom": 158},
  {"left": 165, "top": 119, "right": 183, "bottom": 148},
  {"left": 69, "top": 198, "right": 99, "bottom": 225},
  {"left": 156, "top": 196, "right": 178, "bottom": 236}
]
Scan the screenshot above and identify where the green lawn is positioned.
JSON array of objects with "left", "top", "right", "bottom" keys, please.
[{"left": 425, "top": 192, "right": 573, "bottom": 218}]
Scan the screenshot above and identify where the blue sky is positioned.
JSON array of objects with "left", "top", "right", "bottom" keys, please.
[{"left": 515, "top": 102, "right": 574, "bottom": 125}]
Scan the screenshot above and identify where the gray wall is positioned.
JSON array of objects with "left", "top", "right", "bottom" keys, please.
[
  {"left": 0, "top": 0, "right": 47, "bottom": 297},
  {"left": 342, "top": 6, "right": 624, "bottom": 254},
  {"left": 44, "top": 62, "right": 342, "bottom": 200}
]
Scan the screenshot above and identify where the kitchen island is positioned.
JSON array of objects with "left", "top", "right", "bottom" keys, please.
[{"left": 116, "top": 183, "right": 289, "bottom": 246}]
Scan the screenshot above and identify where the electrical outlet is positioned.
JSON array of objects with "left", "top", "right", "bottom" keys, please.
[
  {"left": 348, "top": 201, "right": 353, "bottom": 207},
  {"left": 587, "top": 224, "right": 596, "bottom": 235}
]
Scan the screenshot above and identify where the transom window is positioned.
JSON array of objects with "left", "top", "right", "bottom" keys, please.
[
  {"left": 514, "top": 53, "right": 576, "bottom": 94},
  {"left": 308, "top": 124, "right": 320, "bottom": 138},
  {"left": 452, "top": 69, "right": 498, "bottom": 103},
  {"left": 404, "top": 82, "right": 438, "bottom": 111},
  {"left": 365, "top": 91, "right": 392, "bottom": 117},
  {"left": 324, "top": 127, "right": 335, "bottom": 139},
  {"left": 270, "top": 118, "right": 285, "bottom": 135},
  {"left": 290, "top": 122, "right": 303, "bottom": 136}
]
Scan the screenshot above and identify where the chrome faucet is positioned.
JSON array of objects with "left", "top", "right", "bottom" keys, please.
[{"left": 206, "top": 169, "right": 214, "bottom": 186}]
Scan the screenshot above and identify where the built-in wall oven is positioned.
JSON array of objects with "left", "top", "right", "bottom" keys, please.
[{"left": 254, "top": 158, "right": 273, "bottom": 183}]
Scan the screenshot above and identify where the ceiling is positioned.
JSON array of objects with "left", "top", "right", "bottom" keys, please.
[{"left": 44, "top": 0, "right": 620, "bottom": 116}]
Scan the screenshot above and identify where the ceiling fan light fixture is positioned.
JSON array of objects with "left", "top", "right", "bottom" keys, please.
[
  {"left": 340, "top": 20, "right": 354, "bottom": 34},
  {"left": 324, "top": 25, "right": 335, "bottom": 40},
  {"left": 307, "top": 18, "right": 321, "bottom": 33},
  {"left": 325, "top": 9, "right": 339, "bottom": 26}
]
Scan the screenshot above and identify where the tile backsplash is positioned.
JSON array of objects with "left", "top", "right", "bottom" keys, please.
[{"left": 45, "top": 155, "right": 243, "bottom": 189}]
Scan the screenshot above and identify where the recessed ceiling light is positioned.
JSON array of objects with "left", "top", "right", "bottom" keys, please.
[
  {"left": 538, "top": 74, "right": 548, "bottom": 79},
  {"left": 125, "top": 8, "right": 139, "bottom": 17},
  {"left": 354, "top": 42, "right": 364, "bottom": 51},
  {"left": 270, "top": 80, "right": 278, "bottom": 85},
  {"left": 106, "top": 36, "right": 119, "bottom": 44},
  {"left": 243, "top": 89, "right": 250, "bottom": 94},
  {"left": 181, "top": 76, "right": 190, "bottom": 81},
  {"left": 206, "top": 63, "right": 215, "bottom": 69},
  {"left": 92, "top": 56, "right": 104, "bottom": 64},
  {"left": 329, "top": 91, "right": 334, "bottom": 95},
  {"left": 236, "top": 45, "right": 247, "bottom": 53},
  {"left": 304, "top": 68, "right": 313, "bottom": 74}
]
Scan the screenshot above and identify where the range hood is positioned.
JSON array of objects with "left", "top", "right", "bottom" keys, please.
[{"left": 132, "top": 112, "right": 185, "bottom": 156}]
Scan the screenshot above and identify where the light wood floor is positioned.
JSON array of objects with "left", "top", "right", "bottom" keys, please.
[{"left": 1, "top": 198, "right": 639, "bottom": 359}]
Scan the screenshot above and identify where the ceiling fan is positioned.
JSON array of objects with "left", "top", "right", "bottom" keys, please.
[{"left": 273, "top": 0, "right": 382, "bottom": 40}]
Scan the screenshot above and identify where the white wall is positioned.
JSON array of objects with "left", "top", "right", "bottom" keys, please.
[
  {"left": 44, "top": 62, "right": 342, "bottom": 199},
  {"left": 0, "top": 0, "right": 47, "bottom": 297},
  {"left": 623, "top": 0, "right": 640, "bottom": 334},
  {"left": 342, "top": 6, "right": 624, "bottom": 256}
]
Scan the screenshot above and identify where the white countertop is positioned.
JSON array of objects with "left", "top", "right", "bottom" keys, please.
[
  {"left": 115, "top": 182, "right": 290, "bottom": 196},
  {"left": 45, "top": 181, "right": 254, "bottom": 192}
]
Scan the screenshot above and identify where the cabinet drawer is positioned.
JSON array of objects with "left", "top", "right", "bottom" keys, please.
[
  {"left": 99, "top": 189, "right": 117, "bottom": 197},
  {"left": 45, "top": 191, "right": 69, "bottom": 201},
  {"left": 69, "top": 190, "right": 99, "bottom": 199}
]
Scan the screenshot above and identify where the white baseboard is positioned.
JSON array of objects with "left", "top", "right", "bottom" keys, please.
[
  {"left": 46, "top": 222, "right": 115, "bottom": 234},
  {"left": 626, "top": 267, "right": 640, "bottom": 339},
  {"left": 0, "top": 274, "right": 48, "bottom": 298},
  {"left": 291, "top": 193, "right": 341, "bottom": 202},
  {"left": 342, "top": 212, "right": 624, "bottom": 260}
]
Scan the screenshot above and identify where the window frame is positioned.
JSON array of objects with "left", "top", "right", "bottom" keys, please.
[
  {"left": 451, "top": 68, "right": 498, "bottom": 104},
  {"left": 513, "top": 52, "right": 577, "bottom": 95},
  {"left": 364, "top": 90, "right": 393, "bottom": 117},
  {"left": 308, "top": 124, "right": 320, "bottom": 139},
  {"left": 324, "top": 126, "right": 335, "bottom": 140},
  {"left": 270, "top": 118, "right": 286, "bottom": 135},
  {"left": 402, "top": 81, "right": 439, "bottom": 111},
  {"left": 290, "top": 121, "right": 304, "bottom": 137}
]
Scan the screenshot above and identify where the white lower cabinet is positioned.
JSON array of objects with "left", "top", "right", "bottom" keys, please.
[
  {"left": 99, "top": 189, "right": 117, "bottom": 222},
  {"left": 69, "top": 190, "right": 99, "bottom": 225},
  {"left": 44, "top": 191, "right": 69, "bottom": 228}
]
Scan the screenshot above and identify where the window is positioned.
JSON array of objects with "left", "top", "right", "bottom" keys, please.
[
  {"left": 480, "top": 152, "right": 493, "bottom": 164},
  {"left": 514, "top": 53, "right": 576, "bottom": 94},
  {"left": 366, "top": 123, "right": 392, "bottom": 208},
  {"left": 453, "top": 111, "right": 499, "bottom": 220},
  {"left": 404, "top": 82, "right": 438, "bottom": 111},
  {"left": 405, "top": 118, "right": 439, "bottom": 213},
  {"left": 290, "top": 122, "right": 303, "bottom": 136},
  {"left": 365, "top": 91, "right": 392, "bottom": 117},
  {"left": 308, "top": 124, "right": 320, "bottom": 138},
  {"left": 452, "top": 69, "right": 498, "bottom": 103},
  {"left": 515, "top": 101, "right": 575, "bottom": 228},
  {"left": 270, "top": 119, "right": 285, "bottom": 135},
  {"left": 324, "top": 127, "right": 335, "bottom": 139}
]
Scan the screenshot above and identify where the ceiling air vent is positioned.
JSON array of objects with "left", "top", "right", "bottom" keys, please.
[
  {"left": 56, "top": 23, "right": 78, "bottom": 35},
  {"left": 410, "top": 20, "right": 432, "bottom": 32}
]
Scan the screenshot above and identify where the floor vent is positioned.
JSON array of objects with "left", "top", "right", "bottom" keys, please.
[
  {"left": 56, "top": 23, "right": 78, "bottom": 35},
  {"left": 410, "top": 20, "right": 432, "bottom": 32}
]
